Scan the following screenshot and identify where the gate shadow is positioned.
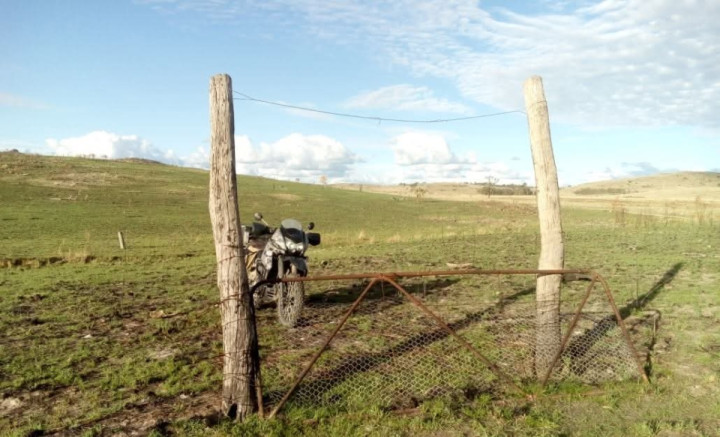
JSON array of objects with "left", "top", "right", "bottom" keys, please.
[
  {"left": 564, "top": 262, "right": 683, "bottom": 375},
  {"left": 265, "top": 282, "right": 535, "bottom": 408}
]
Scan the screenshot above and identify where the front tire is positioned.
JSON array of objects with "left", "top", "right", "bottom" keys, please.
[{"left": 276, "top": 272, "right": 304, "bottom": 328}]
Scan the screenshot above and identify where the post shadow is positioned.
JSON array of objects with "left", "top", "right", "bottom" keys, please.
[
  {"left": 564, "top": 262, "right": 683, "bottom": 375},
  {"left": 619, "top": 262, "right": 683, "bottom": 318}
]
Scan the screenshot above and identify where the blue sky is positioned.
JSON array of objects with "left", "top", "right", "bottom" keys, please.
[{"left": 2, "top": 0, "right": 718, "bottom": 186}]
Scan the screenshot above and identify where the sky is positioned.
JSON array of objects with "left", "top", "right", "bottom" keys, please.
[{"left": 1, "top": 0, "right": 718, "bottom": 186}]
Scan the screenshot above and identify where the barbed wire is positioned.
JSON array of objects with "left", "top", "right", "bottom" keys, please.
[{"left": 233, "top": 91, "right": 526, "bottom": 124}]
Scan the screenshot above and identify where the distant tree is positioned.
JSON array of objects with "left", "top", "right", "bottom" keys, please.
[
  {"left": 318, "top": 175, "right": 328, "bottom": 186},
  {"left": 408, "top": 183, "right": 428, "bottom": 201},
  {"left": 486, "top": 176, "right": 499, "bottom": 198}
]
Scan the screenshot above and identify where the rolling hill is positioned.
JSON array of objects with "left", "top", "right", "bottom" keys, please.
[
  {"left": 563, "top": 171, "right": 720, "bottom": 201},
  {"left": 337, "top": 171, "right": 720, "bottom": 203}
]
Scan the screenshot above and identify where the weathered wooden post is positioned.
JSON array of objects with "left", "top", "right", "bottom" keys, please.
[
  {"left": 523, "top": 76, "right": 564, "bottom": 377},
  {"left": 208, "top": 73, "right": 260, "bottom": 419},
  {"left": 117, "top": 231, "right": 126, "bottom": 250}
]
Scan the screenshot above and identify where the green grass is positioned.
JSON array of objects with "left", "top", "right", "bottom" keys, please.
[{"left": 1, "top": 152, "right": 720, "bottom": 436}]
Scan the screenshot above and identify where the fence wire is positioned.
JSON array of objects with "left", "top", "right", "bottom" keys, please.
[{"left": 249, "top": 271, "right": 649, "bottom": 416}]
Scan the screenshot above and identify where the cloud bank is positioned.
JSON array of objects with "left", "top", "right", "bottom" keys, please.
[
  {"left": 139, "top": 0, "right": 720, "bottom": 128},
  {"left": 45, "top": 131, "right": 358, "bottom": 183},
  {"left": 233, "top": 133, "right": 359, "bottom": 182},
  {"left": 43, "top": 129, "right": 527, "bottom": 184},
  {"left": 390, "top": 130, "right": 529, "bottom": 184},
  {"left": 46, "top": 131, "right": 178, "bottom": 163}
]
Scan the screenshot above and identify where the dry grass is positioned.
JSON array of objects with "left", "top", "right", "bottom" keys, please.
[
  {"left": 335, "top": 172, "right": 720, "bottom": 222},
  {"left": 270, "top": 193, "right": 303, "bottom": 201}
]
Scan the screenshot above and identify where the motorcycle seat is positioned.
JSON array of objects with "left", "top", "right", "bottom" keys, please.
[{"left": 247, "top": 241, "right": 266, "bottom": 252}]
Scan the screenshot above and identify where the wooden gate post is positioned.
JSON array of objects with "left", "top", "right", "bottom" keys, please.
[
  {"left": 523, "top": 76, "right": 564, "bottom": 377},
  {"left": 209, "top": 73, "right": 259, "bottom": 419}
]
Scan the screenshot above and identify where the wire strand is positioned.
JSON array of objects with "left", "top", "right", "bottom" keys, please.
[{"left": 233, "top": 91, "right": 525, "bottom": 124}]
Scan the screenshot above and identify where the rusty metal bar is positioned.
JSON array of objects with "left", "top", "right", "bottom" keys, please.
[
  {"left": 381, "top": 275, "right": 527, "bottom": 396},
  {"left": 594, "top": 274, "right": 650, "bottom": 383},
  {"left": 540, "top": 275, "right": 598, "bottom": 386},
  {"left": 278, "top": 268, "right": 594, "bottom": 283},
  {"left": 267, "top": 278, "right": 382, "bottom": 419}
]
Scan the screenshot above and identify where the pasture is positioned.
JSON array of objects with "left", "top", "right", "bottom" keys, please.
[{"left": 1, "top": 151, "right": 719, "bottom": 436}]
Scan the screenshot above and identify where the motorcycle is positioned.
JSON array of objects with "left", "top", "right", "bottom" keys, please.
[{"left": 242, "top": 213, "right": 321, "bottom": 327}]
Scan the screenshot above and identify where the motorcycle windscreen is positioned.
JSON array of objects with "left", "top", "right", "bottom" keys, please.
[{"left": 280, "top": 219, "right": 304, "bottom": 243}]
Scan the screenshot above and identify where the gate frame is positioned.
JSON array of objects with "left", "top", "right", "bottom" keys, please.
[{"left": 264, "top": 268, "right": 649, "bottom": 418}]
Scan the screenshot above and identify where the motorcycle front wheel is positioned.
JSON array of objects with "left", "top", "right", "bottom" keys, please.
[{"left": 276, "top": 272, "right": 304, "bottom": 328}]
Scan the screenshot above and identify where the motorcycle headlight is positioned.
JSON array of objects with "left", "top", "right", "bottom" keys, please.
[{"left": 286, "top": 240, "right": 305, "bottom": 254}]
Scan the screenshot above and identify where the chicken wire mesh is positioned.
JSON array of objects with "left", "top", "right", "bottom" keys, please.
[{"left": 254, "top": 271, "right": 648, "bottom": 415}]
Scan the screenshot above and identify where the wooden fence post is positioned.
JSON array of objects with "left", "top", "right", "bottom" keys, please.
[
  {"left": 117, "top": 231, "right": 126, "bottom": 250},
  {"left": 523, "top": 76, "right": 564, "bottom": 377},
  {"left": 208, "top": 73, "right": 260, "bottom": 419}
]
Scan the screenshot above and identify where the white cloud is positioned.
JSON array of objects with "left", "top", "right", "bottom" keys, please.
[
  {"left": 0, "top": 93, "right": 49, "bottom": 110},
  {"left": 389, "top": 130, "right": 529, "bottom": 184},
  {"left": 583, "top": 161, "right": 677, "bottom": 183},
  {"left": 345, "top": 84, "right": 472, "bottom": 114},
  {"left": 140, "top": 0, "right": 720, "bottom": 128},
  {"left": 389, "top": 161, "right": 529, "bottom": 185},
  {"left": 46, "top": 131, "right": 179, "bottom": 163},
  {"left": 182, "top": 133, "right": 359, "bottom": 182},
  {"left": 181, "top": 145, "right": 210, "bottom": 169},
  {"left": 44, "top": 131, "right": 357, "bottom": 183},
  {"left": 39, "top": 129, "right": 531, "bottom": 185},
  {"left": 391, "top": 131, "right": 458, "bottom": 165},
  {"left": 236, "top": 133, "right": 358, "bottom": 182}
]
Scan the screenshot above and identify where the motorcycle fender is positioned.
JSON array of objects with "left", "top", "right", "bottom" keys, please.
[{"left": 285, "top": 257, "right": 308, "bottom": 276}]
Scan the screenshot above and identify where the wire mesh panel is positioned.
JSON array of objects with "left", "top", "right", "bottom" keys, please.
[
  {"left": 548, "top": 280, "right": 646, "bottom": 384},
  {"left": 256, "top": 272, "right": 648, "bottom": 416}
]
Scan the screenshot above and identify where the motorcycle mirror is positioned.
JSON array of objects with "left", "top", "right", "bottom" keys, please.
[
  {"left": 253, "top": 212, "right": 263, "bottom": 221},
  {"left": 307, "top": 222, "right": 315, "bottom": 230}
]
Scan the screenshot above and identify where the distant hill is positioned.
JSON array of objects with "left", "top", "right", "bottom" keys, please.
[
  {"left": 563, "top": 172, "right": 720, "bottom": 201},
  {"left": 3, "top": 151, "right": 718, "bottom": 206},
  {"left": 336, "top": 172, "right": 720, "bottom": 203},
  {"left": 2, "top": 151, "right": 538, "bottom": 258}
]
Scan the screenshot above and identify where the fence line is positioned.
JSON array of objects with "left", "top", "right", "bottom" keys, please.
[
  {"left": 233, "top": 91, "right": 526, "bottom": 124},
  {"left": 108, "top": 267, "right": 653, "bottom": 420}
]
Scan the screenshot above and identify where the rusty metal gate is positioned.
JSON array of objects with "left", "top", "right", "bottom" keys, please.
[{"left": 253, "top": 269, "right": 648, "bottom": 418}]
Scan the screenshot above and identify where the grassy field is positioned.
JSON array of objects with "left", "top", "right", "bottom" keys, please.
[{"left": 1, "top": 151, "right": 719, "bottom": 436}]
